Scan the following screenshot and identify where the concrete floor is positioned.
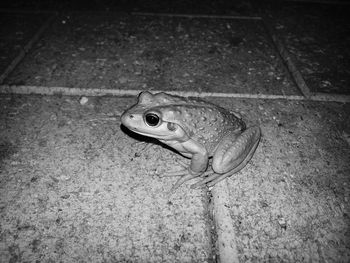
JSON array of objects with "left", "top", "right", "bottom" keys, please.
[{"left": 0, "top": 1, "right": 349, "bottom": 262}]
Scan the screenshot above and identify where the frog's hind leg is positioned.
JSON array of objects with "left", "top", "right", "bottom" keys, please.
[{"left": 191, "top": 126, "right": 261, "bottom": 188}]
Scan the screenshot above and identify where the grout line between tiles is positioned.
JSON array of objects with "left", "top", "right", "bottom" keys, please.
[
  {"left": 261, "top": 18, "right": 312, "bottom": 99},
  {"left": 212, "top": 182, "right": 239, "bottom": 263},
  {"left": 0, "top": 9, "right": 57, "bottom": 14},
  {"left": 285, "top": 0, "right": 350, "bottom": 5},
  {"left": 1, "top": 85, "right": 349, "bottom": 102},
  {"left": 132, "top": 12, "right": 262, "bottom": 20}
]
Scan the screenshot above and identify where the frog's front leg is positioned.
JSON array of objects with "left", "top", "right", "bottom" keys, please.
[
  {"left": 168, "top": 139, "right": 209, "bottom": 192},
  {"left": 192, "top": 126, "right": 261, "bottom": 188}
]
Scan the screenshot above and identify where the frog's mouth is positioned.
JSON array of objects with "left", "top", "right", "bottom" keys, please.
[{"left": 129, "top": 128, "right": 168, "bottom": 139}]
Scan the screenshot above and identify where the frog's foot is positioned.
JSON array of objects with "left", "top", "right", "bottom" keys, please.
[
  {"left": 163, "top": 167, "right": 212, "bottom": 178},
  {"left": 168, "top": 171, "right": 205, "bottom": 194},
  {"left": 175, "top": 159, "right": 190, "bottom": 169},
  {"left": 163, "top": 169, "right": 189, "bottom": 177},
  {"left": 161, "top": 159, "right": 191, "bottom": 177},
  {"left": 162, "top": 163, "right": 189, "bottom": 177}
]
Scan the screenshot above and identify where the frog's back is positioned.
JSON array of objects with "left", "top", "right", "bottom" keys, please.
[
  {"left": 153, "top": 93, "right": 245, "bottom": 152},
  {"left": 154, "top": 93, "right": 244, "bottom": 129}
]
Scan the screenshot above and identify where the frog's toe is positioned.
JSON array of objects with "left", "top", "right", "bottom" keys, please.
[
  {"left": 176, "top": 159, "right": 190, "bottom": 168},
  {"left": 132, "top": 141, "right": 153, "bottom": 151},
  {"left": 163, "top": 169, "right": 189, "bottom": 177},
  {"left": 190, "top": 172, "right": 220, "bottom": 188},
  {"left": 207, "top": 173, "right": 231, "bottom": 187},
  {"left": 169, "top": 173, "right": 200, "bottom": 193},
  {"left": 162, "top": 159, "right": 191, "bottom": 177}
]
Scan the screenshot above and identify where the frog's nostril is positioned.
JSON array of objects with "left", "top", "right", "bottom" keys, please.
[{"left": 129, "top": 114, "right": 134, "bottom": 119}]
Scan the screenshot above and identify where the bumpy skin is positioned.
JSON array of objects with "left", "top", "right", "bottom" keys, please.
[{"left": 121, "top": 91, "right": 261, "bottom": 192}]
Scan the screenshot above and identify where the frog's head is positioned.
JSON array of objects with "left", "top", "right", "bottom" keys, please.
[{"left": 121, "top": 91, "right": 189, "bottom": 141}]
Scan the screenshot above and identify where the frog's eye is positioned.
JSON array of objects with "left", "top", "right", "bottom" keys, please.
[{"left": 145, "top": 113, "right": 160, "bottom": 126}]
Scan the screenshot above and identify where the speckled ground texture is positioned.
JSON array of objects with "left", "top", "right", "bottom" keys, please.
[
  {"left": 262, "top": 1, "right": 350, "bottom": 95},
  {"left": 0, "top": 95, "right": 213, "bottom": 262},
  {"left": 215, "top": 98, "right": 350, "bottom": 262},
  {"left": 3, "top": 13, "right": 297, "bottom": 95},
  {"left": 0, "top": 13, "right": 50, "bottom": 73},
  {"left": 1, "top": 95, "right": 349, "bottom": 262},
  {"left": 1, "top": 0, "right": 350, "bottom": 262}
]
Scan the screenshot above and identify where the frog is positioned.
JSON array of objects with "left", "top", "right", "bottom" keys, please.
[{"left": 121, "top": 91, "right": 261, "bottom": 192}]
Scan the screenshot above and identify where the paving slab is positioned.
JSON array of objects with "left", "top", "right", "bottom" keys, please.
[
  {"left": 218, "top": 98, "right": 349, "bottom": 262},
  {"left": 1, "top": 93, "right": 349, "bottom": 262},
  {"left": 262, "top": 1, "right": 350, "bottom": 95},
  {"left": 0, "top": 12, "right": 51, "bottom": 74},
  {"left": 0, "top": 94, "right": 212, "bottom": 262},
  {"left": 4, "top": 13, "right": 299, "bottom": 96}
]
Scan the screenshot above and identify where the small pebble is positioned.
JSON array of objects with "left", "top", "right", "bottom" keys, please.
[{"left": 80, "top": 96, "right": 89, "bottom": 105}]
